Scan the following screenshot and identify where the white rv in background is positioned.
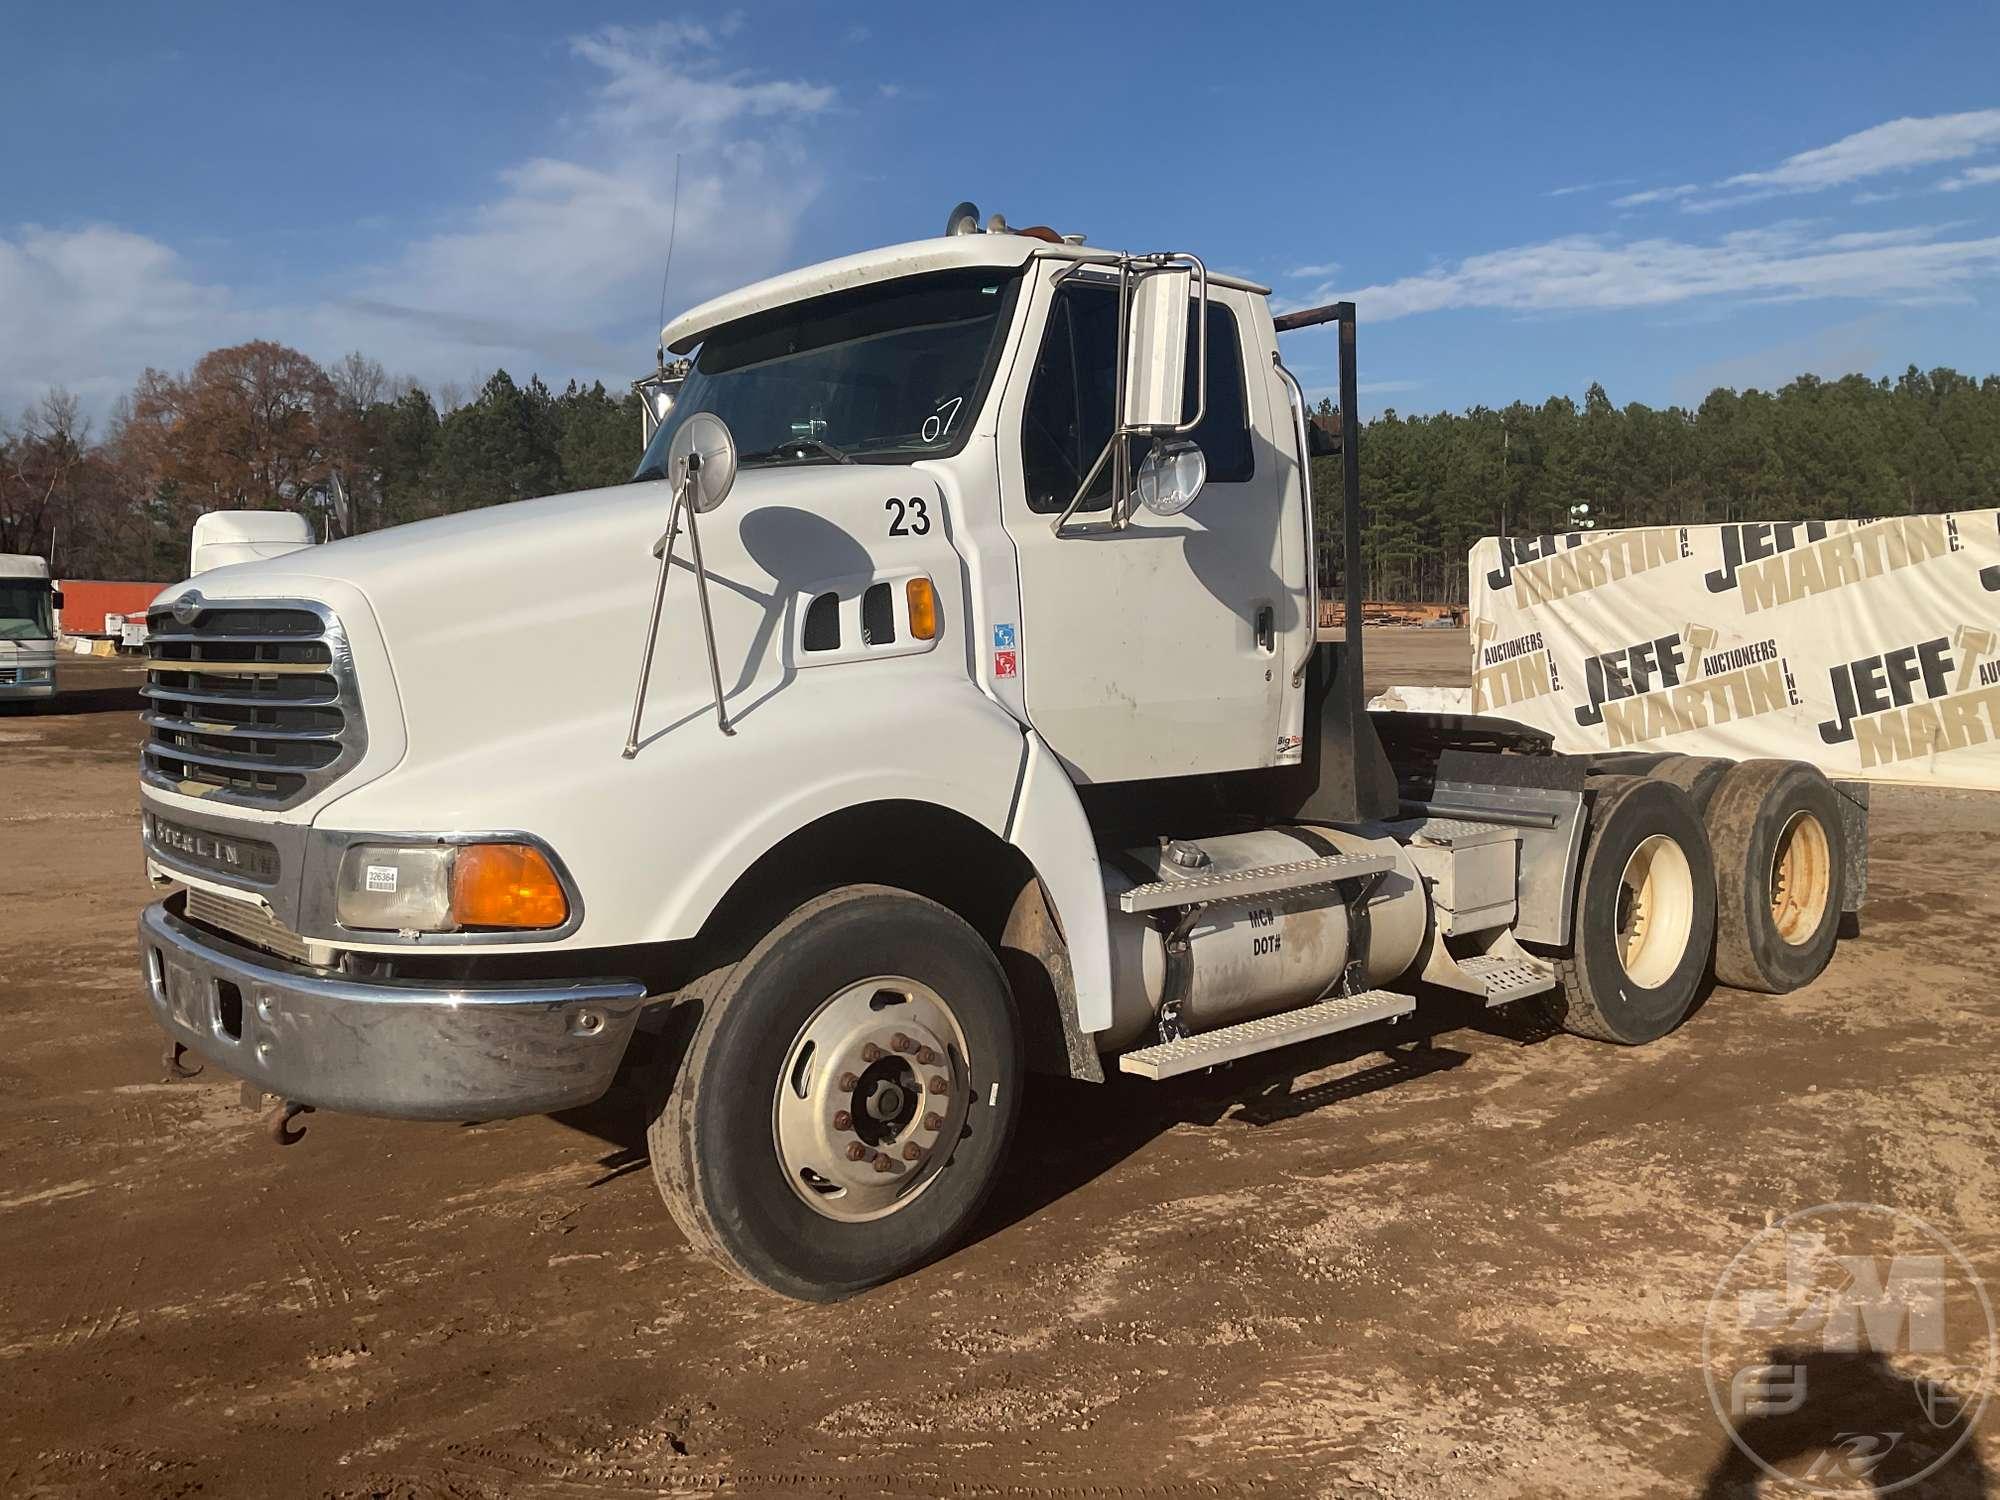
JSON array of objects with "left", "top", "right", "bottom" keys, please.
[
  {"left": 189, "top": 511, "right": 315, "bottom": 577},
  {"left": 0, "top": 555, "right": 59, "bottom": 702}
]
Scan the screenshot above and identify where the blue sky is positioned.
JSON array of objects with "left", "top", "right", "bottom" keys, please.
[{"left": 4, "top": 1, "right": 1999, "bottom": 426}]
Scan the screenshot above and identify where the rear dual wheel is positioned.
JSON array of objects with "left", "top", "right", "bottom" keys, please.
[
  {"left": 1704, "top": 760, "right": 1844, "bottom": 994},
  {"left": 647, "top": 885, "right": 1021, "bottom": 1302},
  {"left": 1553, "top": 776, "right": 1717, "bottom": 1045}
]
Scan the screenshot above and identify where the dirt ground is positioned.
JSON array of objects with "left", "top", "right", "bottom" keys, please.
[{"left": 3, "top": 640, "right": 1996, "bottom": 1499}]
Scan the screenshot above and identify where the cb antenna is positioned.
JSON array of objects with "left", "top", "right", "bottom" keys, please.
[{"left": 654, "top": 153, "right": 683, "bottom": 371}]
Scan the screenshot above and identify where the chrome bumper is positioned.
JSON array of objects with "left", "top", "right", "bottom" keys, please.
[{"left": 139, "top": 900, "right": 648, "bottom": 1120}]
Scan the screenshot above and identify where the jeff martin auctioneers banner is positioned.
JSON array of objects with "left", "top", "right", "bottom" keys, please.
[{"left": 1466, "top": 510, "right": 2000, "bottom": 789}]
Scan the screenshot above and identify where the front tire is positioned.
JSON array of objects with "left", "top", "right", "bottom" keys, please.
[
  {"left": 648, "top": 885, "right": 1022, "bottom": 1301},
  {"left": 1553, "top": 777, "right": 1717, "bottom": 1045}
]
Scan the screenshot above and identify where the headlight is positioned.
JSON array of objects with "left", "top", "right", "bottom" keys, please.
[
  {"left": 19, "top": 667, "right": 50, "bottom": 683},
  {"left": 335, "top": 842, "right": 570, "bottom": 933}
]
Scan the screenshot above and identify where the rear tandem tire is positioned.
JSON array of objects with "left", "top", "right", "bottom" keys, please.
[
  {"left": 1552, "top": 776, "right": 1717, "bottom": 1045},
  {"left": 1647, "top": 754, "right": 1733, "bottom": 815},
  {"left": 646, "top": 884, "right": 1022, "bottom": 1302},
  {"left": 1704, "top": 759, "right": 1846, "bottom": 995}
]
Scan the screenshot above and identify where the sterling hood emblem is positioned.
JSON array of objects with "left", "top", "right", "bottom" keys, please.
[{"left": 171, "top": 590, "right": 204, "bottom": 626}]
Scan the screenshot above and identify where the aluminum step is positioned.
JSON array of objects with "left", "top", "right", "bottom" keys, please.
[
  {"left": 1117, "top": 989, "right": 1415, "bottom": 1080},
  {"left": 1458, "top": 954, "right": 1557, "bottom": 1006},
  {"left": 1118, "top": 852, "right": 1393, "bottom": 915}
]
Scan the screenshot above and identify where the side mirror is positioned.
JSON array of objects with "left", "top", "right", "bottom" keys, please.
[
  {"left": 1135, "top": 440, "right": 1206, "bottom": 516},
  {"left": 668, "top": 411, "right": 738, "bottom": 513},
  {"left": 1120, "top": 265, "right": 1192, "bottom": 431},
  {"left": 51, "top": 589, "right": 64, "bottom": 610},
  {"left": 1306, "top": 420, "right": 1339, "bottom": 458}
]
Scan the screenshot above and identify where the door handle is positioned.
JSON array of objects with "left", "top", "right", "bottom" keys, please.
[{"left": 1255, "top": 606, "right": 1275, "bottom": 654}]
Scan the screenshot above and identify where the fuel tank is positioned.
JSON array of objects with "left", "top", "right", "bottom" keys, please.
[{"left": 1099, "top": 826, "right": 1428, "bottom": 1050}]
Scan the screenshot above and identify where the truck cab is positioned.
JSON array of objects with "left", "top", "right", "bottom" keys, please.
[
  {"left": 0, "top": 555, "right": 59, "bottom": 703},
  {"left": 136, "top": 212, "right": 1862, "bottom": 1301}
]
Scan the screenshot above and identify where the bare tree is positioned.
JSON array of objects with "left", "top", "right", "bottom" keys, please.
[{"left": 0, "top": 389, "right": 92, "bottom": 560}]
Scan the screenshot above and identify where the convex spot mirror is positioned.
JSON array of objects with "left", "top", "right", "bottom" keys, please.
[
  {"left": 668, "top": 411, "right": 738, "bottom": 513},
  {"left": 1136, "top": 440, "right": 1207, "bottom": 517},
  {"left": 1120, "top": 266, "right": 1192, "bottom": 431}
]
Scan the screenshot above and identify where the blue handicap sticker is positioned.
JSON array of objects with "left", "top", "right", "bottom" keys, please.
[{"left": 993, "top": 623, "right": 1016, "bottom": 650}]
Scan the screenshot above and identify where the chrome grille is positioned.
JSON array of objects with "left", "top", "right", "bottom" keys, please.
[
  {"left": 184, "top": 886, "right": 315, "bottom": 965},
  {"left": 142, "top": 599, "right": 365, "bottom": 809}
]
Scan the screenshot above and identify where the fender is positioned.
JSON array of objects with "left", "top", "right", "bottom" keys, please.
[{"left": 1005, "top": 730, "right": 1113, "bottom": 1034}]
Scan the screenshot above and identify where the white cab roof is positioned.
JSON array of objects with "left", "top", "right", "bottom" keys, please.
[
  {"left": 192, "top": 510, "right": 315, "bottom": 547},
  {"left": 0, "top": 554, "right": 51, "bottom": 580},
  {"left": 661, "top": 235, "right": 1271, "bottom": 353}
]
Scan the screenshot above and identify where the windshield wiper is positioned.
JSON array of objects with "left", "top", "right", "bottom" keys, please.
[{"left": 740, "top": 437, "right": 853, "bottom": 466}]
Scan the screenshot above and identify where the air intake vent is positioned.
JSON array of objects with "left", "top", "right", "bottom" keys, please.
[
  {"left": 803, "top": 592, "right": 840, "bottom": 652},
  {"left": 142, "top": 601, "right": 366, "bottom": 810}
]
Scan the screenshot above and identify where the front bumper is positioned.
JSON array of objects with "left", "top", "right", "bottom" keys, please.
[
  {"left": 0, "top": 678, "right": 55, "bottom": 701},
  {"left": 139, "top": 899, "right": 648, "bottom": 1120}
]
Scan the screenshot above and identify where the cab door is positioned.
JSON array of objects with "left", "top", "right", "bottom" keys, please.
[{"left": 993, "top": 268, "right": 1305, "bottom": 783}]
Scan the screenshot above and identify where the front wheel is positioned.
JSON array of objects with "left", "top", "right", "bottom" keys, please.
[{"left": 647, "top": 885, "right": 1021, "bottom": 1301}]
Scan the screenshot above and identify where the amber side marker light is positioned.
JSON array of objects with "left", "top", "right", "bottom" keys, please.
[
  {"left": 451, "top": 843, "right": 569, "bottom": 929},
  {"left": 906, "top": 577, "right": 938, "bottom": 640}
]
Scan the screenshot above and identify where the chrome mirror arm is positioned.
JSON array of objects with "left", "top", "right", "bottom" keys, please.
[
  {"left": 621, "top": 463, "right": 692, "bottom": 759},
  {"left": 683, "top": 497, "right": 735, "bottom": 738}
]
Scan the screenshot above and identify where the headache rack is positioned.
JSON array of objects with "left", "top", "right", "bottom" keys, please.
[{"left": 141, "top": 600, "right": 366, "bottom": 809}]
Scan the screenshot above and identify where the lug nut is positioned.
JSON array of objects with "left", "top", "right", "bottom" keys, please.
[
  {"left": 832, "top": 1110, "right": 852, "bottom": 1131},
  {"left": 861, "top": 1042, "right": 883, "bottom": 1063},
  {"left": 891, "top": 1033, "right": 914, "bottom": 1053},
  {"left": 838, "top": 1071, "right": 860, "bottom": 1091},
  {"left": 872, "top": 1152, "right": 894, "bottom": 1174},
  {"left": 915, "top": 1045, "right": 939, "bottom": 1067},
  {"left": 901, "top": 1142, "right": 923, "bottom": 1162},
  {"left": 927, "top": 1075, "right": 947, "bottom": 1095},
  {"left": 923, "top": 1111, "right": 944, "bottom": 1133},
  {"left": 846, "top": 1142, "right": 867, "bottom": 1162}
]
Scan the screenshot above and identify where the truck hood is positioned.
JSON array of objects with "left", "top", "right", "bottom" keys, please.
[{"left": 177, "top": 466, "right": 949, "bottom": 826}]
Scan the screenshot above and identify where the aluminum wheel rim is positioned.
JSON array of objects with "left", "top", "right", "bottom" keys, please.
[
  {"left": 772, "top": 975, "right": 971, "bottom": 1223},
  {"left": 1616, "top": 833, "right": 1696, "bottom": 989},
  {"left": 1768, "top": 810, "right": 1831, "bottom": 946}
]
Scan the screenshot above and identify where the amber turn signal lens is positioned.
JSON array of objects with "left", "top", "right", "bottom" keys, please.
[
  {"left": 450, "top": 843, "right": 569, "bottom": 929},
  {"left": 906, "top": 577, "right": 938, "bottom": 640}
]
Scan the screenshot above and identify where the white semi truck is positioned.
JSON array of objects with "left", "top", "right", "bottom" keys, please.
[
  {"left": 0, "top": 555, "right": 60, "bottom": 703},
  {"left": 136, "top": 208, "right": 1866, "bottom": 1300}
]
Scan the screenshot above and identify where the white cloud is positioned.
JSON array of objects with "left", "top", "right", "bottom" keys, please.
[
  {"left": 0, "top": 22, "right": 838, "bottom": 421},
  {"left": 1612, "top": 184, "right": 1698, "bottom": 207},
  {"left": 1939, "top": 163, "right": 2000, "bottom": 192},
  {"left": 1326, "top": 222, "right": 2000, "bottom": 321},
  {"left": 1545, "top": 178, "right": 1636, "bottom": 198},
  {"left": 349, "top": 23, "right": 835, "bottom": 372},
  {"left": 1286, "top": 262, "right": 1340, "bottom": 278},
  {"left": 1722, "top": 109, "right": 2000, "bottom": 192},
  {"left": 1653, "top": 110, "right": 2000, "bottom": 213},
  {"left": 0, "top": 226, "right": 257, "bottom": 419}
]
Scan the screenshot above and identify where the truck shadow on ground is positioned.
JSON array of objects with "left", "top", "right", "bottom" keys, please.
[
  {"left": 552, "top": 995, "right": 1567, "bottom": 1248},
  {"left": 1694, "top": 1347, "right": 1992, "bottom": 1497}
]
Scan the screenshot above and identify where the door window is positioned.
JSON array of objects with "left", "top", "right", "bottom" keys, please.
[{"left": 1021, "top": 284, "right": 1252, "bottom": 514}]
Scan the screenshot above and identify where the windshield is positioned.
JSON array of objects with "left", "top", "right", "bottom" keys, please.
[
  {"left": 0, "top": 580, "right": 54, "bottom": 641},
  {"left": 635, "top": 268, "right": 1022, "bottom": 480}
]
